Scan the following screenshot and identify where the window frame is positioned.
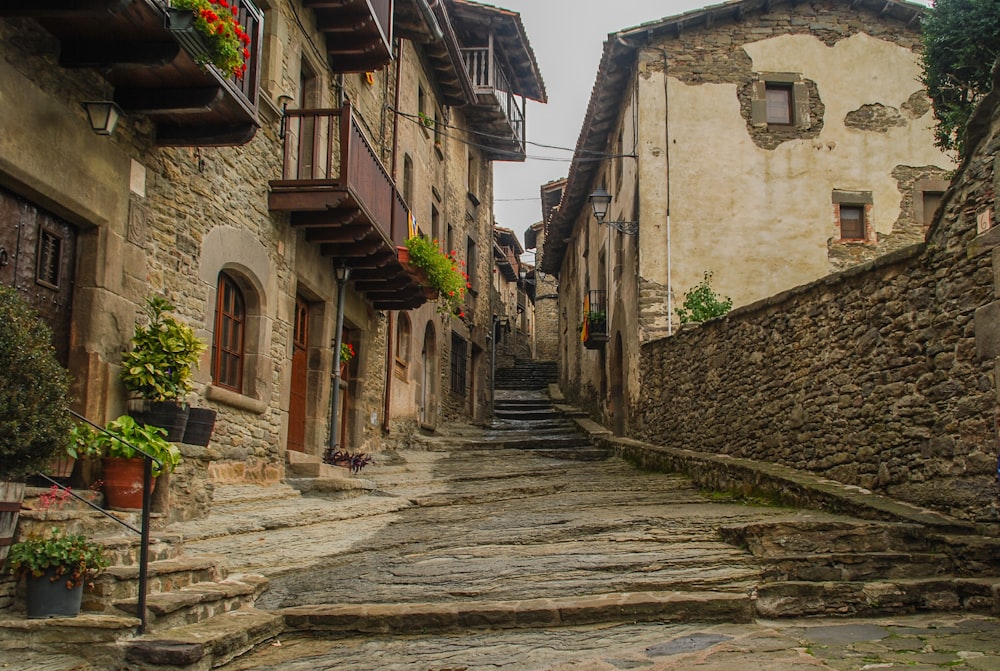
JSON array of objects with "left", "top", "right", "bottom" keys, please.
[
  {"left": 832, "top": 190, "right": 874, "bottom": 243},
  {"left": 212, "top": 272, "right": 246, "bottom": 392},
  {"left": 395, "top": 313, "right": 411, "bottom": 379},
  {"left": 450, "top": 333, "right": 467, "bottom": 396}
]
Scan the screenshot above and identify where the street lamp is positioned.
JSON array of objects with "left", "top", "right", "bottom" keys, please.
[
  {"left": 588, "top": 188, "right": 638, "bottom": 235},
  {"left": 81, "top": 101, "right": 123, "bottom": 136},
  {"left": 324, "top": 263, "right": 352, "bottom": 463}
]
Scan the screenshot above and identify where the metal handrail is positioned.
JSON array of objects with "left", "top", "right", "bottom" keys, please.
[{"left": 32, "top": 409, "right": 162, "bottom": 634}]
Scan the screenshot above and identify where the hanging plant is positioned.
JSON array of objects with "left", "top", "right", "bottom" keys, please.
[
  {"left": 170, "top": 0, "right": 252, "bottom": 79},
  {"left": 404, "top": 236, "right": 470, "bottom": 317},
  {"left": 340, "top": 343, "right": 356, "bottom": 364}
]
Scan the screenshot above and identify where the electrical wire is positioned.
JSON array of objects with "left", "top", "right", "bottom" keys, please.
[{"left": 389, "top": 105, "right": 637, "bottom": 162}]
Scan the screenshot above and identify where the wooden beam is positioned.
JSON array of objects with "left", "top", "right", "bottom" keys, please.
[
  {"left": 156, "top": 123, "right": 258, "bottom": 147},
  {"left": 116, "top": 87, "right": 223, "bottom": 114},
  {"left": 59, "top": 40, "right": 179, "bottom": 68},
  {"left": 0, "top": 0, "right": 129, "bottom": 16}
]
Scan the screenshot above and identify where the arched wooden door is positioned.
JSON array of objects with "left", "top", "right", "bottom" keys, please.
[
  {"left": 287, "top": 296, "right": 309, "bottom": 452},
  {"left": 0, "top": 186, "right": 76, "bottom": 365}
]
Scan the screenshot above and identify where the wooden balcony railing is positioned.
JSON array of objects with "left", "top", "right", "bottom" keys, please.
[
  {"left": 461, "top": 47, "right": 526, "bottom": 156},
  {"left": 272, "top": 103, "right": 406, "bottom": 246},
  {"left": 269, "top": 103, "right": 425, "bottom": 310}
]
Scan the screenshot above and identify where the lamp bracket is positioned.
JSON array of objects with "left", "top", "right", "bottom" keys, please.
[{"left": 602, "top": 220, "right": 639, "bottom": 235}]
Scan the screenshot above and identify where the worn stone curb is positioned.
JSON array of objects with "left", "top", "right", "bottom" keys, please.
[
  {"left": 280, "top": 590, "right": 753, "bottom": 635},
  {"left": 600, "top": 434, "right": 976, "bottom": 533}
]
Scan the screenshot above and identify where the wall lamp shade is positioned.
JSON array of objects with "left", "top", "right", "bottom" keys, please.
[
  {"left": 335, "top": 264, "right": 352, "bottom": 283},
  {"left": 82, "top": 101, "right": 123, "bottom": 135},
  {"left": 589, "top": 187, "right": 612, "bottom": 223},
  {"left": 588, "top": 187, "right": 638, "bottom": 235}
]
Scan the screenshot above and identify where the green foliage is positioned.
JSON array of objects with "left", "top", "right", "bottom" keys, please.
[
  {"left": 920, "top": 0, "right": 1000, "bottom": 158},
  {"left": 0, "top": 286, "right": 73, "bottom": 479},
  {"left": 76, "top": 415, "right": 182, "bottom": 476},
  {"left": 170, "top": 0, "right": 252, "bottom": 79},
  {"left": 120, "top": 296, "right": 207, "bottom": 402},
  {"left": 404, "top": 236, "right": 470, "bottom": 316},
  {"left": 675, "top": 271, "right": 733, "bottom": 324},
  {"left": 7, "top": 526, "right": 109, "bottom": 589}
]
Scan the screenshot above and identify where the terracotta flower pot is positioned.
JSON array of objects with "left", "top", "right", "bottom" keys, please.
[{"left": 102, "top": 457, "right": 155, "bottom": 511}]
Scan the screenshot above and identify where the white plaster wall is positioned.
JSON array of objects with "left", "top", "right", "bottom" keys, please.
[{"left": 663, "top": 32, "right": 952, "bottom": 310}]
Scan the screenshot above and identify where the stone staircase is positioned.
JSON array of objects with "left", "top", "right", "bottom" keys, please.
[
  {"left": 0, "top": 487, "right": 280, "bottom": 670},
  {"left": 494, "top": 359, "right": 558, "bottom": 390},
  {"left": 719, "top": 518, "right": 1000, "bottom": 618},
  {"left": 491, "top": 393, "right": 610, "bottom": 461}
]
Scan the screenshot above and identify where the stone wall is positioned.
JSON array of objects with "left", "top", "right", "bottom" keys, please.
[{"left": 631, "top": 67, "right": 1000, "bottom": 522}]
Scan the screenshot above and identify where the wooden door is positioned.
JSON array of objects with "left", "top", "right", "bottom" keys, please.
[
  {"left": 0, "top": 186, "right": 76, "bottom": 365},
  {"left": 287, "top": 297, "right": 309, "bottom": 452}
]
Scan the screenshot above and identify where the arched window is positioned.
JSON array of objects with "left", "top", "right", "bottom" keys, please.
[
  {"left": 213, "top": 272, "right": 245, "bottom": 391},
  {"left": 395, "top": 313, "right": 411, "bottom": 379}
]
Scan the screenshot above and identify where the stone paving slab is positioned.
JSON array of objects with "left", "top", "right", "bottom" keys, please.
[{"left": 218, "top": 613, "right": 1000, "bottom": 671}]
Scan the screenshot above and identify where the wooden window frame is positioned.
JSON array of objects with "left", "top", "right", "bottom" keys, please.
[
  {"left": 212, "top": 272, "right": 246, "bottom": 392},
  {"left": 395, "top": 313, "right": 411, "bottom": 380},
  {"left": 765, "top": 83, "right": 794, "bottom": 125},
  {"left": 832, "top": 190, "right": 874, "bottom": 243},
  {"left": 751, "top": 73, "right": 809, "bottom": 128}
]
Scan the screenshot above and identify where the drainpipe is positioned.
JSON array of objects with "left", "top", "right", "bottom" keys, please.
[
  {"left": 383, "top": 37, "right": 405, "bottom": 435},
  {"left": 663, "top": 49, "right": 673, "bottom": 337},
  {"left": 325, "top": 265, "right": 351, "bottom": 462}
]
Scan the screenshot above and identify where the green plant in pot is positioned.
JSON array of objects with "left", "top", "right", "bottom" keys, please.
[
  {"left": 121, "top": 295, "right": 207, "bottom": 441},
  {"left": 6, "top": 526, "right": 109, "bottom": 618},
  {"left": 73, "top": 416, "right": 182, "bottom": 511},
  {"left": 403, "top": 235, "right": 470, "bottom": 316},
  {"left": 0, "top": 286, "right": 73, "bottom": 563}
]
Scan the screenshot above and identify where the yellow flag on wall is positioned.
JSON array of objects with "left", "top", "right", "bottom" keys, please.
[{"left": 580, "top": 292, "right": 590, "bottom": 342}]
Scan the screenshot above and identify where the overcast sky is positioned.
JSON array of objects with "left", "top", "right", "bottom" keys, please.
[{"left": 490, "top": 0, "right": 933, "bottom": 261}]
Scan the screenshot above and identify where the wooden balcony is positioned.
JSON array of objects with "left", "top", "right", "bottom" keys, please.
[
  {"left": 461, "top": 46, "right": 525, "bottom": 160},
  {"left": 303, "top": 0, "right": 393, "bottom": 73},
  {"left": 0, "top": 0, "right": 264, "bottom": 146},
  {"left": 494, "top": 242, "right": 520, "bottom": 282},
  {"left": 268, "top": 103, "right": 429, "bottom": 311}
]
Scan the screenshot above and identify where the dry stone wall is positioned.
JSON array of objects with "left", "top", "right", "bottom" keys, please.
[{"left": 632, "top": 69, "right": 1000, "bottom": 523}]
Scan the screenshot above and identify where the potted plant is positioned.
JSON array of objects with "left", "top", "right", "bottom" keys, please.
[
  {"left": 404, "top": 235, "right": 470, "bottom": 316},
  {"left": 6, "top": 526, "right": 109, "bottom": 618},
  {"left": 330, "top": 450, "right": 373, "bottom": 474},
  {"left": 73, "top": 416, "right": 182, "bottom": 511},
  {"left": 166, "top": 0, "right": 252, "bottom": 80},
  {"left": 0, "top": 286, "right": 73, "bottom": 563},
  {"left": 120, "top": 295, "right": 207, "bottom": 441}
]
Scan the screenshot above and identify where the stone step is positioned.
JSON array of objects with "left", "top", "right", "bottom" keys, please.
[
  {"left": 281, "top": 590, "right": 754, "bottom": 635},
  {"left": 0, "top": 612, "right": 140, "bottom": 650},
  {"left": 720, "top": 520, "right": 932, "bottom": 556},
  {"left": 86, "top": 555, "right": 226, "bottom": 609},
  {"left": 760, "top": 552, "right": 955, "bottom": 583},
  {"left": 754, "top": 577, "right": 1000, "bottom": 619},
  {"left": 494, "top": 409, "right": 562, "bottom": 421},
  {"left": 209, "top": 483, "right": 303, "bottom": 506},
  {"left": 124, "top": 607, "right": 283, "bottom": 670},
  {"left": 499, "top": 436, "right": 595, "bottom": 451},
  {"left": 114, "top": 574, "right": 268, "bottom": 632}
]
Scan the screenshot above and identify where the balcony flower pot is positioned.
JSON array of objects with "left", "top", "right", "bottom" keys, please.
[
  {"left": 0, "top": 286, "right": 73, "bottom": 563},
  {"left": 403, "top": 236, "right": 469, "bottom": 315},
  {"left": 165, "top": 2, "right": 252, "bottom": 79},
  {"left": 6, "top": 527, "right": 108, "bottom": 619}
]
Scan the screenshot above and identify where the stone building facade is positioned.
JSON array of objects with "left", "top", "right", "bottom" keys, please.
[
  {"left": 525, "top": 180, "right": 565, "bottom": 364},
  {"left": 541, "top": 0, "right": 953, "bottom": 434},
  {"left": 632, "top": 57, "right": 1000, "bottom": 523},
  {"left": 0, "top": 0, "right": 544, "bottom": 521}
]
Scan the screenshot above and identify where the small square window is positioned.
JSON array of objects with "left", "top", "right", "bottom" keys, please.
[
  {"left": 765, "top": 84, "right": 793, "bottom": 125},
  {"left": 839, "top": 205, "right": 866, "bottom": 240}
]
